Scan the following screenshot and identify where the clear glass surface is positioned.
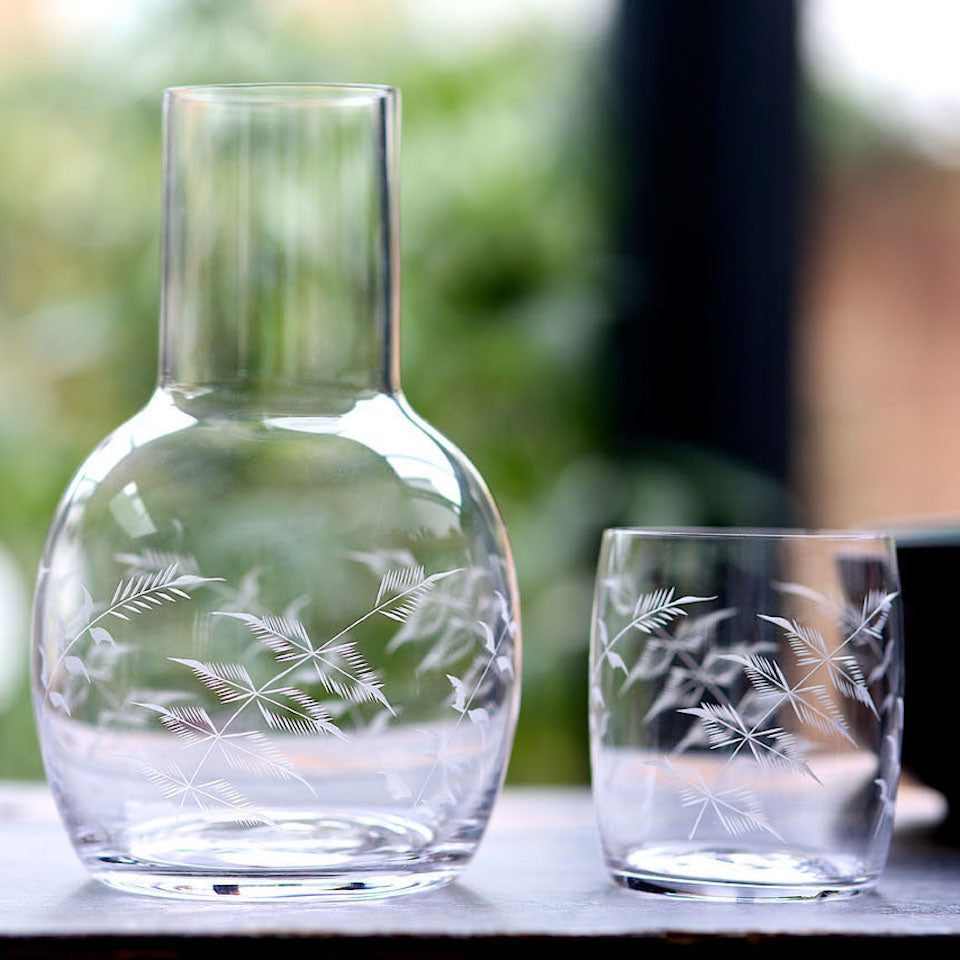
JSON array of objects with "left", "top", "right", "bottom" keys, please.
[
  {"left": 32, "top": 84, "right": 521, "bottom": 901},
  {"left": 589, "top": 528, "right": 903, "bottom": 901}
]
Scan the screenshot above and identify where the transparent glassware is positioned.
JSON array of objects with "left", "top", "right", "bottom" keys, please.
[
  {"left": 589, "top": 528, "right": 903, "bottom": 901},
  {"left": 31, "top": 84, "right": 521, "bottom": 900}
]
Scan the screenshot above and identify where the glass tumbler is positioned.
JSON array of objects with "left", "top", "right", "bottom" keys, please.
[{"left": 589, "top": 529, "right": 903, "bottom": 901}]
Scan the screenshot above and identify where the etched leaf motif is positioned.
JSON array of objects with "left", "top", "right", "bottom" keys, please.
[
  {"left": 623, "top": 607, "right": 736, "bottom": 686},
  {"left": 601, "top": 572, "right": 637, "bottom": 618},
  {"left": 870, "top": 638, "right": 898, "bottom": 687},
  {"left": 605, "top": 651, "right": 628, "bottom": 675},
  {"left": 323, "top": 564, "right": 465, "bottom": 660},
  {"left": 213, "top": 612, "right": 391, "bottom": 711},
  {"left": 468, "top": 707, "right": 490, "bottom": 727},
  {"left": 446, "top": 674, "right": 468, "bottom": 713},
  {"left": 375, "top": 565, "right": 453, "bottom": 624},
  {"left": 384, "top": 566, "right": 495, "bottom": 681},
  {"left": 672, "top": 687, "right": 772, "bottom": 755},
  {"left": 414, "top": 728, "right": 475, "bottom": 811},
  {"left": 873, "top": 775, "right": 896, "bottom": 836},
  {"left": 169, "top": 658, "right": 345, "bottom": 739},
  {"left": 759, "top": 615, "right": 877, "bottom": 716},
  {"left": 589, "top": 705, "right": 610, "bottom": 740},
  {"left": 135, "top": 703, "right": 313, "bottom": 789},
  {"left": 41, "top": 561, "right": 223, "bottom": 711},
  {"left": 678, "top": 702, "right": 819, "bottom": 782},
  {"left": 49, "top": 691, "right": 70, "bottom": 713},
  {"left": 644, "top": 667, "right": 701, "bottom": 721},
  {"left": 873, "top": 719, "right": 902, "bottom": 836},
  {"left": 106, "top": 565, "right": 224, "bottom": 622},
  {"left": 125, "top": 560, "right": 469, "bottom": 820},
  {"left": 594, "top": 589, "right": 717, "bottom": 696},
  {"left": 63, "top": 656, "right": 89, "bottom": 680},
  {"left": 650, "top": 758, "right": 782, "bottom": 840},
  {"left": 775, "top": 581, "right": 898, "bottom": 647},
  {"left": 376, "top": 565, "right": 426, "bottom": 604},
  {"left": 875, "top": 695, "right": 903, "bottom": 827},
  {"left": 624, "top": 588, "right": 716, "bottom": 636},
  {"left": 76, "top": 584, "right": 94, "bottom": 632},
  {"left": 600, "top": 578, "right": 900, "bottom": 846},
  {"left": 412, "top": 633, "right": 473, "bottom": 674},
  {"left": 169, "top": 660, "right": 255, "bottom": 704},
  {"left": 846, "top": 590, "right": 899, "bottom": 644},
  {"left": 641, "top": 645, "right": 755, "bottom": 721},
  {"left": 411, "top": 584, "right": 517, "bottom": 809},
  {"left": 126, "top": 758, "right": 270, "bottom": 827},
  {"left": 722, "top": 653, "right": 855, "bottom": 743},
  {"left": 89, "top": 627, "right": 114, "bottom": 646},
  {"left": 590, "top": 618, "right": 610, "bottom": 733}
]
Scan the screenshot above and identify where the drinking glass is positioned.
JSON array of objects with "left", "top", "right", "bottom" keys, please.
[{"left": 589, "top": 528, "right": 903, "bottom": 900}]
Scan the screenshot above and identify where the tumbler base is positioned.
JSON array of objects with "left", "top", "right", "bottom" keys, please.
[
  {"left": 93, "top": 867, "right": 456, "bottom": 901},
  {"left": 611, "top": 845, "right": 874, "bottom": 902},
  {"left": 86, "top": 809, "right": 468, "bottom": 901}
]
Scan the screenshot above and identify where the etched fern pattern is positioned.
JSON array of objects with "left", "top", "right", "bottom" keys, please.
[
  {"left": 593, "top": 581, "right": 899, "bottom": 841},
  {"left": 374, "top": 565, "right": 517, "bottom": 814},
  {"left": 38, "top": 563, "right": 223, "bottom": 715},
  {"left": 38, "top": 543, "right": 512, "bottom": 827}
]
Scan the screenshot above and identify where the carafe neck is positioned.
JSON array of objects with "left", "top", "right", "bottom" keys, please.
[{"left": 158, "top": 84, "right": 400, "bottom": 402}]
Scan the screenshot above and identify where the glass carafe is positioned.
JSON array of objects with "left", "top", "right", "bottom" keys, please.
[{"left": 32, "top": 84, "right": 521, "bottom": 900}]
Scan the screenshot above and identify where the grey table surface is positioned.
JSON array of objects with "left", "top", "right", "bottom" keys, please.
[{"left": 1, "top": 782, "right": 959, "bottom": 953}]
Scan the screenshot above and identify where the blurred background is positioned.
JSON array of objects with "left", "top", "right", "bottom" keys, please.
[{"left": 2, "top": 0, "right": 960, "bottom": 783}]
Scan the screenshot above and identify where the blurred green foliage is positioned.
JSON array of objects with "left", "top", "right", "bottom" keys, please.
[
  {"left": 0, "top": 0, "right": 614, "bottom": 781},
  {"left": 0, "top": 0, "right": 791, "bottom": 782}
]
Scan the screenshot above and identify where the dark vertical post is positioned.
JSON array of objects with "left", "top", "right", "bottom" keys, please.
[{"left": 607, "top": 0, "right": 798, "bottom": 512}]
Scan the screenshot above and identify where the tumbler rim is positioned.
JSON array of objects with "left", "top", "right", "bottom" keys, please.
[{"left": 602, "top": 526, "right": 892, "bottom": 542}]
